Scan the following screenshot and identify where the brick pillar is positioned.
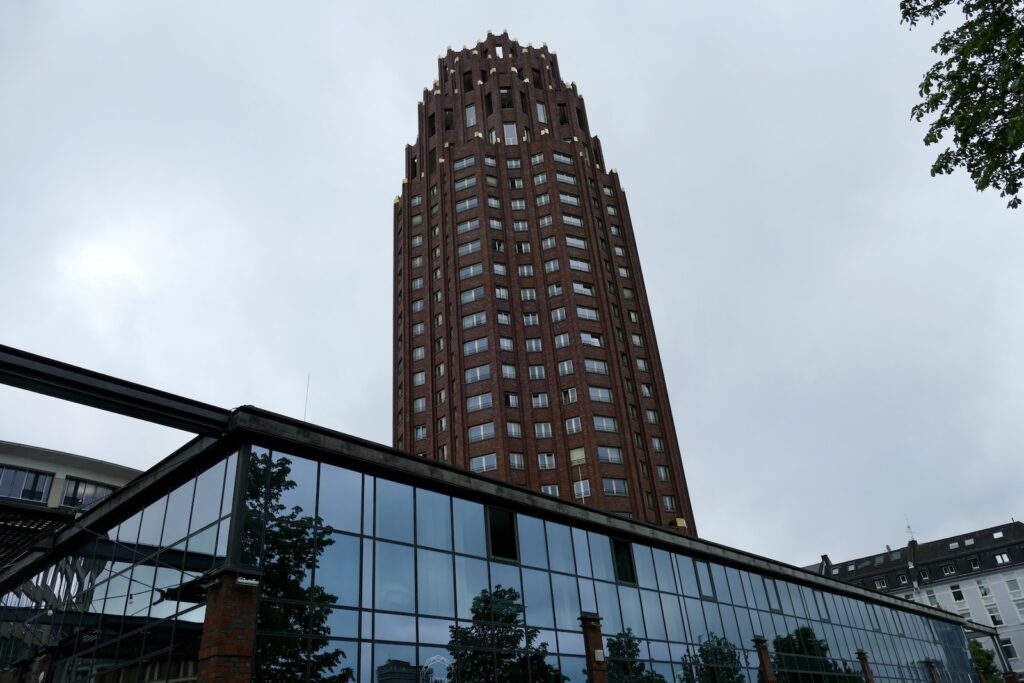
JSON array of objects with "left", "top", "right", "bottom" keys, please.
[
  {"left": 197, "top": 573, "right": 260, "bottom": 683},
  {"left": 579, "top": 612, "right": 607, "bottom": 683},
  {"left": 856, "top": 650, "right": 875, "bottom": 683},
  {"left": 753, "top": 636, "right": 776, "bottom": 683},
  {"left": 1003, "top": 673, "right": 1020, "bottom": 683},
  {"left": 924, "top": 659, "right": 941, "bottom": 683}
]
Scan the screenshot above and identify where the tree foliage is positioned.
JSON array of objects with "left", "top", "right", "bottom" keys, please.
[
  {"left": 901, "top": 0, "right": 1024, "bottom": 208},
  {"left": 606, "top": 629, "right": 667, "bottom": 683},
  {"left": 678, "top": 635, "right": 746, "bottom": 683},
  {"left": 969, "top": 638, "right": 1004, "bottom": 683},
  {"left": 766, "top": 627, "right": 859, "bottom": 683},
  {"left": 446, "top": 586, "right": 566, "bottom": 682}
]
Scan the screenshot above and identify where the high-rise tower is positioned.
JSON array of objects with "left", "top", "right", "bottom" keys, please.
[{"left": 393, "top": 32, "right": 696, "bottom": 534}]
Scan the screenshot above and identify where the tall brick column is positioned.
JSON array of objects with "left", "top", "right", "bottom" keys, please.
[
  {"left": 855, "top": 650, "right": 875, "bottom": 683},
  {"left": 1003, "top": 673, "right": 1021, "bottom": 683},
  {"left": 753, "top": 636, "right": 776, "bottom": 683},
  {"left": 579, "top": 612, "right": 607, "bottom": 683},
  {"left": 197, "top": 573, "right": 259, "bottom": 683}
]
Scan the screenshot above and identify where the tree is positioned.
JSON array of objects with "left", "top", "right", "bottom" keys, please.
[
  {"left": 606, "top": 629, "right": 666, "bottom": 683},
  {"left": 901, "top": 0, "right": 1024, "bottom": 208},
  {"left": 246, "top": 453, "right": 354, "bottom": 682},
  {"left": 767, "top": 627, "right": 859, "bottom": 683},
  {"left": 678, "top": 635, "right": 746, "bottom": 683},
  {"left": 446, "top": 586, "right": 566, "bottom": 683},
  {"left": 969, "top": 638, "right": 1003, "bottom": 683}
]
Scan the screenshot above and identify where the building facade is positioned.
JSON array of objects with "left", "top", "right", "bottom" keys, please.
[
  {"left": 814, "top": 522, "right": 1024, "bottom": 676},
  {"left": 393, "top": 33, "right": 695, "bottom": 533},
  {"left": 0, "top": 441, "right": 139, "bottom": 569},
  {"left": 0, "top": 343, "right": 992, "bottom": 682}
]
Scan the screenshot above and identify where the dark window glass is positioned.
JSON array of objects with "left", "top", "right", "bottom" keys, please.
[
  {"left": 640, "top": 589, "right": 666, "bottom": 640},
  {"left": 578, "top": 578, "right": 596, "bottom": 614},
  {"left": 633, "top": 544, "right": 657, "bottom": 589},
  {"left": 618, "top": 585, "right": 646, "bottom": 636},
  {"left": 726, "top": 567, "right": 747, "bottom": 607},
  {"left": 453, "top": 498, "right": 486, "bottom": 556},
  {"left": 589, "top": 533, "right": 614, "bottom": 581},
  {"left": 676, "top": 555, "right": 699, "bottom": 598},
  {"left": 317, "top": 532, "right": 360, "bottom": 607},
  {"left": 661, "top": 592, "right": 685, "bottom": 641},
  {"left": 190, "top": 461, "right": 226, "bottom": 534},
  {"left": 418, "top": 549, "right": 454, "bottom": 616},
  {"left": 612, "top": 539, "right": 637, "bottom": 584},
  {"left": 546, "top": 522, "right": 574, "bottom": 574},
  {"left": 594, "top": 580, "right": 622, "bottom": 634},
  {"left": 551, "top": 573, "right": 580, "bottom": 630},
  {"left": 572, "top": 528, "right": 592, "bottom": 577},
  {"left": 137, "top": 496, "right": 167, "bottom": 547},
  {"left": 454, "top": 555, "right": 489, "bottom": 620},
  {"left": 376, "top": 479, "right": 413, "bottom": 543},
  {"left": 652, "top": 549, "right": 676, "bottom": 593},
  {"left": 487, "top": 507, "right": 517, "bottom": 561},
  {"left": 518, "top": 514, "right": 547, "bottom": 568},
  {"left": 684, "top": 597, "right": 708, "bottom": 642},
  {"left": 319, "top": 464, "right": 362, "bottom": 534},
  {"left": 415, "top": 489, "right": 452, "bottom": 550},
  {"left": 490, "top": 560, "right": 521, "bottom": 596},
  {"left": 710, "top": 563, "right": 732, "bottom": 603},
  {"left": 275, "top": 453, "right": 318, "bottom": 518},
  {"left": 375, "top": 541, "right": 414, "bottom": 611},
  {"left": 522, "top": 567, "right": 554, "bottom": 628},
  {"left": 326, "top": 607, "right": 358, "bottom": 639},
  {"left": 695, "top": 560, "right": 716, "bottom": 599}
]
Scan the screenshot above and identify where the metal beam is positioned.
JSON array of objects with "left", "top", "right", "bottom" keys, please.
[{"left": 0, "top": 344, "right": 231, "bottom": 436}]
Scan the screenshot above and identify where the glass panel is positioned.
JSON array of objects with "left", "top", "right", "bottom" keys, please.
[
  {"left": 137, "top": 496, "right": 167, "bottom": 547},
  {"left": 633, "top": 545, "right": 657, "bottom": 589},
  {"left": 545, "top": 522, "right": 574, "bottom": 574},
  {"left": 619, "top": 586, "right": 646, "bottom": 637},
  {"left": 710, "top": 563, "right": 732, "bottom": 603},
  {"left": 490, "top": 561, "right": 522, "bottom": 596},
  {"left": 453, "top": 498, "right": 486, "bottom": 557},
  {"left": 415, "top": 549, "right": 453, "bottom": 619},
  {"left": 589, "top": 533, "right": 614, "bottom": 581},
  {"left": 319, "top": 464, "right": 362, "bottom": 534},
  {"left": 375, "top": 541, "right": 414, "bottom": 612},
  {"left": 221, "top": 451, "right": 238, "bottom": 517},
  {"left": 454, "top": 555, "right": 489, "bottom": 620},
  {"left": 661, "top": 592, "right": 685, "bottom": 642},
  {"left": 652, "top": 549, "right": 676, "bottom": 593},
  {"left": 415, "top": 489, "right": 451, "bottom": 550},
  {"left": 373, "top": 643, "right": 416, "bottom": 682},
  {"left": 190, "top": 460, "right": 226, "bottom": 533},
  {"left": 523, "top": 568, "right": 554, "bottom": 628},
  {"left": 641, "top": 589, "right": 666, "bottom": 640},
  {"left": 578, "top": 578, "right": 596, "bottom": 614},
  {"left": 375, "top": 612, "right": 416, "bottom": 642},
  {"left": 518, "top": 514, "right": 548, "bottom": 568},
  {"left": 571, "top": 528, "right": 591, "bottom": 577},
  {"left": 551, "top": 573, "right": 581, "bottom": 630},
  {"left": 726, "top": 567, "right": 747, "bottom": 607},
  {"left": 375, "top": 479, "right": 414, "bottom": 544},
  {"left": 684, "top": 598, "right": 708, "bottom": 643},
  {"left": 676, "top": 555, "right": 699, "bottom": 598},
  {"left": 274, "top": 452, "right": 318, "bottom": 517},
  {"left": 595, "top": 581, "right": 622, "bottom": 634},
  {"left": 326, "top": 607, "right": 359, "bottom": 638},
  {"left": 161, "top": 477, "right": 195, "bottom": 546},
  {"left": 316, "top": 532, "right": 360, "bottom": 607}
]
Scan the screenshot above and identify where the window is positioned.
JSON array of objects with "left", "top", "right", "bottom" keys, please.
[
  {"left": 631, "top": 334, "right": 645, "bottom": 347},
  {"left": 563, "top": 214, "right": 583, "bottom": 227},
  {"left": 995, "top": 552, "right": 1011, "bottom": 565},
  {"left": 509, "top": 452, "right": 524, "bottom": 470},
  {"left": 603, "top": 479, "right": 628, "bottom": 496},
  {"left": 461, "top": 286, "right": 485, "bottom": 304},
  {"left": 530, "top": 152, "right": 544, "bottom": 166},
  {"left": 436, "top": 388, "right": 445, "bottom": 404},
  {"left": 462, "top": 311, "right": 487, "bottom": 329},
  {"left": 551, "top": 307, "right": 566, "bottom": 323},
  {"left": 538, "top": 214, "right": 553, "bottom": 228},
  {"left": 465, "top": 103, "right": 477, "bottom": 127},
  {"left": 1008, "top": 578, "right": 1022, "bottom": 594},
  {"left": 988, "top": 604, "right": 1004, "bottom": 626},
  {"left": 497, "top": 310, "right": 510, "bottom": 324},
  {"left": 543, "top": 258, "right": 559, "bottom": 273},
  {"left": 919, "top": 569, "right": 930, "bottom": 580},
  {"left": 528, "top": 365, "right": 546, "bottom": 380},
  {"left": 458, "top": 240, "right": 481, "bottom": 257},
  {"left": 614, "top": 246, "right": 626, "bottom": 257},
  {"left": 494, "top": 262, "right": 507, "bottom": 274},
  {"left": 970, "top": 558, "right": 981, "bottom": 570},
  {"left": 455, "top": 175, "right": 477, "bottom": 192},
  {"left": 523, "top": 312, "right": 539, "bottom": 326},
  {"left": 60, "top": 477, "right": 112, "bottom": 509},
  {"left": 636, "top": 358, "right": 650, "bottom": 372},
  {"left": 460, "top": 262, "right": 483, "bottom": 280},
  {"left": 456, "top": 217, "right": 479, "bottom": 234},
  {"left": 569, "top": 258, "right": 591, "bottom": 272},
  {"left": 598, "top": 446, "right": 623, "bottom": 464},
  {"left": 942, "top": 563, "right": 956, "bottom": 576},
  {"left": 516, "top": 241, "right": 531, "bottom": 254},
  {"left": 436, "top": 415, "right": 447, "bottom": 432},
  {"left": 495, "top": 286, "right": 509, "bottom": 300},
  {"left": 573, "top": 479, "right": 591, "bottom": 500},
  {"left": 656, "top": 465, "right": 670, "bottom": 482},
  {"left": 925, "top": 588, "right": 938, "bottom": 606},
  {"left": 507, "top": 157, "right": 521, "bottom": 169},
  {"left": 509, "top": 177, "right": 524, "bottom": 190},
  {"left": 553, "top": 151, "right": 572, "bottom": 165},
  {"left": 468, "top": 422, "right": 495, "bottom": 443},
  {"left": 594, "top": 416, "right": 618, "bottom": 432},
  {"left": 581, "top": 332, "right": 603, "bottom": 348},
  {"left": 573, "top": 281, "right": 595, "bottom": 296},
  {"left": 556, "top": 171, "right": 576, "bottom": 185},
  {"left": 534, "top": 172, "right": 548, "bottom": 186},
  {"left": 455, "top": 196, "right": 478, "bottom": 213},
  {"left": 410, "top": 194, "right": 422, "bottom": 207},
  {"left": 618, "top": 266, "right": 631, "bottom": 278},
  {"left": 412, "top": 346, "right": 425, "bottom": 361},
  {"left": 412, "top": 397, "right": 426, "bottom": 413},
  {"left": 484, "top": 155, "right": 496, "bottom": 167},
  {"left": 565, "top": 416, "right": 583, "bottom": 435},
  {"left": 559, "top": 192, "right": 579, "bottom": 206},
  {"left": 499, "top": 337, "right": 514, "bottom": 351},
  {"left": 488, "top": 197, "right": 501, "bottom": 209},
  {"left": 536, "top": 101, "right": 548, "bottom": 123},
  {"left": 558, "top": 359, "right": 574, "bottom": 376},
  {"left": 411, "top": 277, "right": 424, "bottom": 291},
  {"left": 410, "top": 256, "right": 423, "bottom": 269},
  {"left": 645, "top": 409, "right": 659, "bottom": 425},
  {"left": 503, "top": 122, "right": 518, "bottom": 144},
  {"left": 663, "top": 495, "right": 677, "bottom": 512},
  {"left": 951, "top": 584, "right": 965, "bottom": 601},
  {"left": 501, "top": 364, "right": 516, "bottom": 379},
  {"left": 607, "top": 205, "right": 618, "bottom": 216},
  {"left": 507, "top": 422, "right": 523, "bottom": 438},
  {"left": 561, "top": 387, "right": 578, "bottom": 405},
  {"left": 585, "top": 359, "right": 609, "bottom": 375},
  {"left": 519, "top": 264, "right": 535, "bottom": 276},
  {"left": 525, "top": 337, "right": 542, "bottom": 352},
  {"left": 577, "top": 306, "right": 599, "bottom": 321},
  {"left": 412, "top": 371, "right": 425, "bottom": 386},
  {"left": 541, "top": 236, "right": 556, "bottom": 250},
  {"left": 978, "top": 580, "right": 991, "bottom": 597},
  {"left": 471, "top": 453, "right": 497, "bottom": 473},
  {"left": 640, "top": 383, "right": 653, "bottom": 398},
  {"left": 411, "top": 299, "right": 424, "bottom": 312},
  {"left": 541, "top": 484, "right": 559, "bottom": 496},
  {"left": 513, "top": 219, "right": 528, "bottom": 232},
  {"left": 487, "top": 507, "right": 518, "bottom": 561},
  {"left": 535, "top": 422, "right": 553, "bottom": 439},
  {"left": 1000, "top": 638, "right": 1018, "bottom": 662},
  {"left": 898, "top": 573, "right": 908, "bottom": 585},
  {"left": 414, "top": 425, "right": 427, "bottom": 441},
  {"left": 467, "top": 393, "right": 493, "bottom": 412},
  {"left": 532, "top": 392, "right": 549, "bottom": 408},
  {"left": 538, "top": 452, "right": 556, "bottom": 469},
  {"left": 465, "top": 365, "right": 490, "bottom": 383},
  {"left": 994, "top": 531, "right": 1004, "bottom": 539},
  {"left": 874, "top": 579, "right": 887, "bottom": 590},
  {"left": 505, "top": 393, "right": 520, "bottom": 408},
  {"left": 536, "top": 193, "right": 550, "bottom": 206}
]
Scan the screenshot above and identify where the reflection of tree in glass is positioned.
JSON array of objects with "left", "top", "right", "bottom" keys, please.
[
  {"left": 678, "top": 634, "right": 745, "bottom": 683},
  {"left": 969, "top": 639, "right": 1002, "bottom": 683},
  {"left": 763, "top": 627, "right": 858, "bottom": 683},
  {"left": 606, "top": 629, "right": 666, "bottom": 683},
  {"left": 446, "top": 586, "right": 566, "bottom": 683},
  {"left": 248, "top": 453, "right": 354, "bottom": 682}
]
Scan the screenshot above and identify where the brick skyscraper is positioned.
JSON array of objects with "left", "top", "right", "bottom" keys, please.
[{"left": 394, "top": 32, "right": 696, "bottom": 534}]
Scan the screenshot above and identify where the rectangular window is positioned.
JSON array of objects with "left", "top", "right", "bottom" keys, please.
[
  {"left": 551, "top": 307, "right": 566, "bottom": 323},
  {"left": 563, "top": 214, "right": 583, "bottom": 227},
  {"left": 467, "top": 392, "right": 493, "bottom": 412},
  {"left": 503, "top": 122, "right": 518, "bottom": 145},
  {"left": 455, "top": 197, "right": 478, "bottom": 213},
  {"left": 535, "top": 423, "right": 553, "bottom": 439},
  {"left": 544, "top": 259, "right": 559, "bottom": 274},
  {"left": 529, "top": 365, "right": 546, "bottom": 380},
  {"left": 580, "top": 332, "right": 603, "bottom": 348},
  {"left": 521, "top": 288, "right": 537, "bottom": 302},
  {"left": 453, "top": 155, "right": 475, "bottom": 171},
  {"left": 594, "top": 416, "right": 618, "bottom": 432},
  {"left": 531, "top": 152, "right": 544, "bottom": 166},
  {"left": 459, "top": 263, "right": 483, "bottom": 279},
  {"left": 538, "top": 214, "right": 553, "bottom": 228},
  {"left": 598, "top": 446, "right": 623, "bottom": 464},
  {"left": 566, "top": 235, "right": 587, "bottom": 250},
  {"left": 573, "top": 479, "right": 591, "bottom": 500},
  {"left": 507, "top": 422, "right": 523, "bottom": 438},
  {"left": 585, "top": 359, "right": 608, "bottom": 375},
  {"left": 537, "top": 452, "right": 557, "bottom": 470},
  {"left": 456, "top": 217, "right": 479, "bottom": 234},
  {"left": 523, "top": 312, "right": 540, "bottom": 326},
  {"left": 536, "top": 101, "right": 548, "bottom": 123},
  {"left": 951, "top": 584, "right": 965, "bottom": 601},
  {"left": 559, "top": 192, "right": 579, "bottom": 206},
  {"left": 531, "top": 392, "right": 549, "bottom": 408},
  {"left": 565, "top": 416, "right": 582, "bottom": 435},
  {"left": 556, "top": 171, "right": 576, "bottom": 185},
  {"left": 589, "top": 386, "right": 612, "bottom": 403},
  {"left": 995, "top": 552, "right": 1011, "bottom": 565},
  {"left": 465, "top": 103, "right": 477, "bottom": 127},
  {"left": 604, "top": 479, "right": 628, "bottom": 496},
  {"left": 611, "top": 539, "right": 636, "bottom": 583},
  {"left": 577, "top": 306, "right": 599, "bottom": 321},
  {"left": 462, "top": 311, "right": 487, "bottom": 329},
  {"left": 663, "top": 495, "right": 677, "bottom": 512},
  {"left": 536, "top": 193, "right": 550, "bottom": 207},
  {"left": 468, "top": 422, "right": 495, "bottom": 443},
  {"left": 569, "top": 258, "right": 591, "bottom": 272},
  {"left": 561, "top": 387, "right": 578, "bottom": 404},
  {"left": 558, "top": 359, "right": 573, "bottom": 376},
  {"left": 465, "top": 365, "right": 491, "bottom": 383},
  {"left": 461, "top": 286, "right": 485, "bottom": 304},
  {"left": 553, "top": 151, "right": 572, "bottom": 165},
  {"left": 541, "top": 484, "right": 558, "bottom": 496},
  {"left": 509, "top": 452, "right": 524, "bottom": 470},
  {"left": 501, "top": 364, "right": 517, "bottom": 379},
  {"left": 471, "top": 453, "right": 497, "bottom": 473},
  {"left": 454, "top": 175, "right": 477, "bottom": 192}
]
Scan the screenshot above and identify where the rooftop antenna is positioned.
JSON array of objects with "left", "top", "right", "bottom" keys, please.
[
  {"left": 905, "top": 517, "right": 916, "bottom": 542},
  {"left": 303, "top": 373, "right": 311, "bottom": 421}
]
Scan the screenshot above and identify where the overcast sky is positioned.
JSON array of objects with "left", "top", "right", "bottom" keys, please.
[{"left": 1, "top": 2, "right": 1020, "bottom": 569}]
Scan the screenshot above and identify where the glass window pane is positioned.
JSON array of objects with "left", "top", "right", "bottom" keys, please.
[
  {"left": 417, "top": 549, "right": 454, "bottom": 617},
  {"left": 317, "top": 533, "right": 360, "bottom": 607},
  {"left": 661, "top": 592, "right": 685, "bottom": 642},
  {"left": 523, "top": 568, "right": 554, "bottom": 628},
  {"left": 326, "top": 607, "right": 359, "bottom": 639},
  {"left": 518, "top": 514, "right": 548, "bottom": 568},
  {"left": 190, "top": 460, "right": 226, "bottom": 533},
  {"left": 274, "top": 452, "right": 318, "bottom": 518},
  {"left": 710, "top": 563, "right": 731, "bottom": 603},
  {"left": 726, "top": 567, "right": 747, "bottom": 607},
  {"left": 641, "top": 589, "right": 665, "bottom": 640},
  {"left": 319, "top": 464, "right": 362, "bottom": 534},
  {"left": 551, "top": 573, "right": 581, "bottom": 630},
  {"left": 490, "top": 560, "right": 522, "bottom": 596},
  {"left": 162, "top": 478, "right": 196, "bottom": 546},
  {"left": 373, "top": 643, "right": 416, "bottom": 682},
  {"left": 547, "top": 522, "right": 575, "bottom": 574},
  {"left": 579, "top": 578, "right": 596, "bottom": 614},
  {"left": 221, "top": 451, "right": 238, "bottom": 517},
  {"left": 652, "top": 549, "right": 676, "bottom": 593},
  {"left": 137, "top": 496, "right": 167, "bottom": 547},
  {"left": 415, "top": 489, "right": 452, "bottom": 550},
  {"left": 375, "top": 541, "right": 414, "bottom": 612},
  {"left": 684, "top": 598, "right": 707, "bottom": 643},
  {"left": 376, "top": 479, "right": 414, "bottom": 543},
  {"left": 589, "top": 533, "right": 614, "bottom": 581},
  {"left": 676, "top": 555, "right": 699, "bottom": 598},
  {"left": 571, "top": 527, "right": 591, "bottom": 577},
  {"left": 453, "top": 498, "right": 487, "bottom": 557},
  {"left": 695, "top": 561, "right": 715, "bottom": 599},
  {"left": 454, "top": 555, "right": 489, "bottom": 620},
  {"left": 618, "top": 585, "right": 646, "bottom": 637},
  {"left": 633, "top": 545, "right": 657, "bottom": 589}
]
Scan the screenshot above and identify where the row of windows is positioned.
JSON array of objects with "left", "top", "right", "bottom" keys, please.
[{"left": 465, "top": 414, "right": 620, "bottom": 445}]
